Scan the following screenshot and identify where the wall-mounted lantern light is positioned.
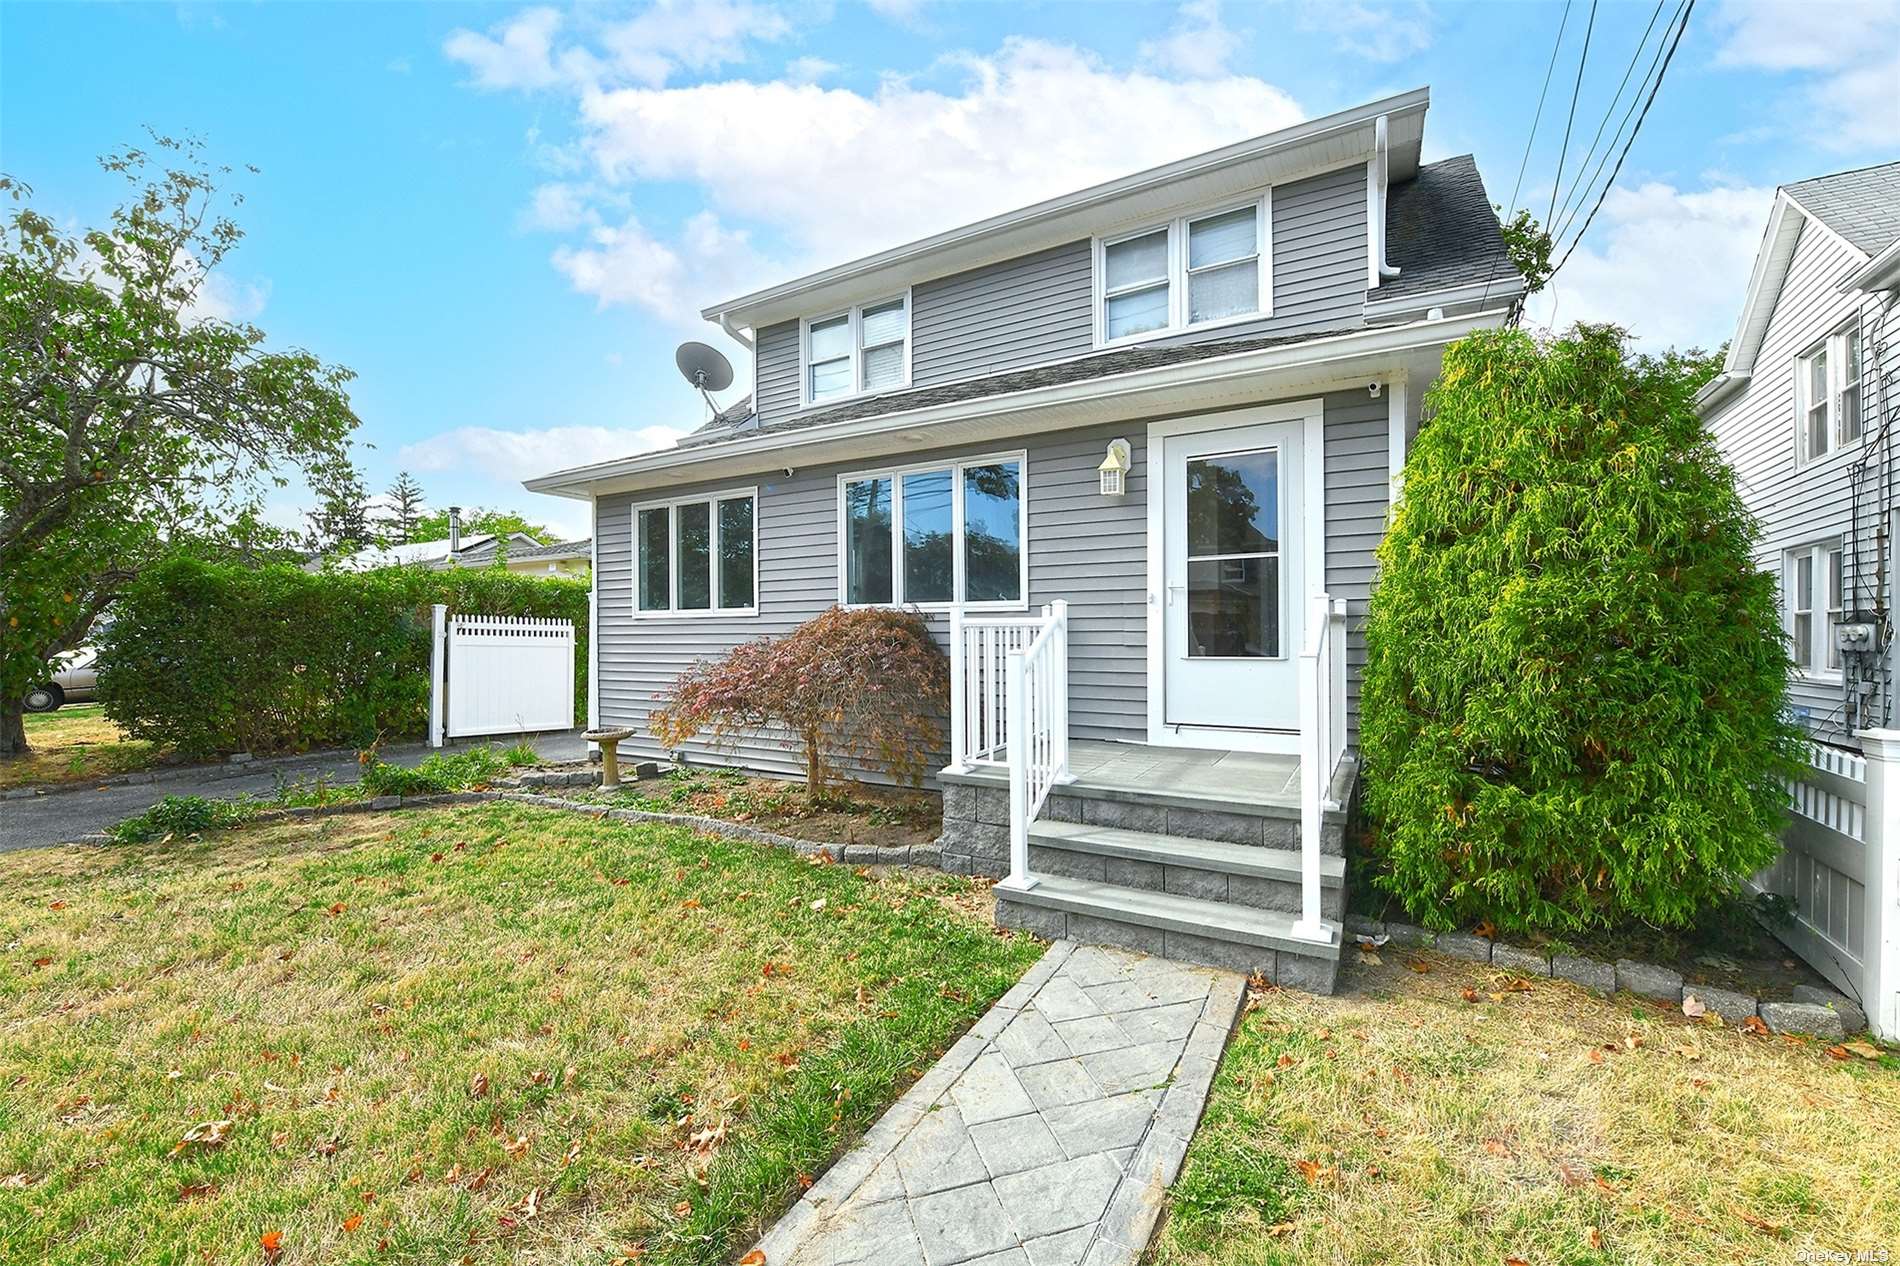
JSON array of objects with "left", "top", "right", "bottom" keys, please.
[{"left": 1098, "top": 438, "right": 1131, "bottom": 497}]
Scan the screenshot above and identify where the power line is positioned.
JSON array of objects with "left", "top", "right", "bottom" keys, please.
[
  {"left": 1550, "top": 0, "right": 1670, "bottom": 235},
  {"left": 1547, "top": 0, "right": 1600, "bottom": 226},
  {"left": 1480, "top": 0, "right": 1575, "bottom": 312},
  {"left": 1553, "top": 0, "right": 1687, "bottom": 245},
  {"left": 1548, "top": 0, "right": 1696, "bottom": 284}
]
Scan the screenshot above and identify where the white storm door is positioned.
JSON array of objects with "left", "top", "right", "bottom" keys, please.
[{"left": 1161, "top": 421, "right": 1303, "bottom": 732}]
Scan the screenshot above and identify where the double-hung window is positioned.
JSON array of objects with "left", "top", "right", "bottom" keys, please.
[
  {"left": 1095, "top": 195, "right": 1270, "bottom": 346},
  {"left": 1798, "top": 321, "right": 1864, "bottom": 462},
  {"left": 634, "top": 489, "right": 758, "bottom": 616},
  {"left": 840, "top": 454, "right": 1025, "bottom": 609},
  {"left": 803, "top": 294, "right": 909, "bottom": 405},
  {"left": 1784, "top": 541, "right": 1843, "bottom": 674}
]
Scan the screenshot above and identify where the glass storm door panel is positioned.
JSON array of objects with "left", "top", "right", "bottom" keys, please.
[{"left": 1163, "top": 420, "right": 1302, "bottom": 732}]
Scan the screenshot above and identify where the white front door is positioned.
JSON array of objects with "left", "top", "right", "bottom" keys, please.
[{"left": 1157, "top": 415, "right": 1306, "bottom": 738}]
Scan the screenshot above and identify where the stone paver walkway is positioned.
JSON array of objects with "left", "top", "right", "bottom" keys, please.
[{"left": 750, "top": 941, "right": 1245, "bottom": 1266}]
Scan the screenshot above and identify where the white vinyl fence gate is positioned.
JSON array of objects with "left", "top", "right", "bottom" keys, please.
[
  {"left": 428, "top": 605, "right": 576, "bottom": 745},
  {"left": 1760, "top": 734, "right": 1900, "bottom": 1039}
]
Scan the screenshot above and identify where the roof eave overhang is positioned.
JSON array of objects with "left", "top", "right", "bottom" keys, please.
[
  {"left": 526, "top": 308, "right": 1501, "bottom": 501},
  {"left": 1846, "top": 238, "right": 1900, "bottom": 293},
  {"left": 701, "top": 87, "right": 1431, "bottom": 332},
  {"left": 1363, "top": 276, "right": 1524, "bottom": 323},
  {"left": 1694, "top": 370, "right": 1750, "bottom": 415}
]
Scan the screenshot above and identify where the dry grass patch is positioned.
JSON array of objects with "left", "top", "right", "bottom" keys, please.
[
  {"left": 1156, "top": 949, "right": 1900, "bottom": 1266},
  {"left": 1, "top": 704, "right": 163, "bottom": 790},
  {"left": 0, "top": 802, "right": 1039, "bottom": 1264}
]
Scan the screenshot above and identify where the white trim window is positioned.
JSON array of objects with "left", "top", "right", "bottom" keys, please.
[
  {"left": 839, "top": 452, "right": 1027, "bottom": 609},
  {"left": 633, "top": 488, "right": 759, "bottom": 616},
  {"left": 1798, "top": 321, "right": 1864, "bottom": 462},
  {"left": 801, "top": 293, "right": 911, "bottom": 406},
  {"left": 1093, "top": 194, "right": 1271, "bottom": 347},
  {"left": 1784, "top": 541, "right": 1843, "bottom": 675}
]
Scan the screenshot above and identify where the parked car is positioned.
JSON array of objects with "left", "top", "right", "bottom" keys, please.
[{"left": 23, "top": 647, "right": 98, "bottom": 712}]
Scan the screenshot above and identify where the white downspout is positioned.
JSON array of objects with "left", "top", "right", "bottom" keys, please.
[
  {"left": 1371, "top": 116, "right": 1401, "bottom": 285},
  {"left": 716, "top": 311, "right": 754, "bottom": 352}
]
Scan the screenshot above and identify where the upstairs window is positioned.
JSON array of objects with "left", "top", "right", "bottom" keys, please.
[
  {"left": 840, "top": 454, "right": 1025, "bottom": 609},
  {"left": 1799, "top": 321, "right": 1864, "bottom": 462},
  {"left": 634, "top": 489, "right": 758, "bottom": 616},
  {"left": 803, "top": 294, "right": 909, "bottom": 405},
  {"left": 1094, "top": 195, "right": 1269, "bottom": 346}
]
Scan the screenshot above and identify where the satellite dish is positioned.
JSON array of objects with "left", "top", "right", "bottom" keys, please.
[{"left": 675, "top": 342, "right": 734, "bottom": 393}]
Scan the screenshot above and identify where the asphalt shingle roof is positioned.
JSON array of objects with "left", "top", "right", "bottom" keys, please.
[
  {"left": 1377, "top": 154, "right": 1514, "bottom": 300},
  {"left": 1785, "top": 162, "right": 1900, "bottom": 258}
]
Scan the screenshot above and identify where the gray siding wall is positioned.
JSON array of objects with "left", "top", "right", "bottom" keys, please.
[
  {"left": 1706, "top": 220, "right": 1900, "bottom": 745},
  {"left": 749, "top": 164, "right": 1370, "bottom": 429},
  {"left": 596, "top": 389, "right": 1389, "bottom": 779}
]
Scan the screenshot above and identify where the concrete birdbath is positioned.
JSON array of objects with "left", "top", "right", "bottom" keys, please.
[{"left": 582, "top": 727, "right": 636, "bottom": 791}]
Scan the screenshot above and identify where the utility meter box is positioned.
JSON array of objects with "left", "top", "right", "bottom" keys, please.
[{"left": 1836, "top": 621, "right": 1880, "bottom": 654}]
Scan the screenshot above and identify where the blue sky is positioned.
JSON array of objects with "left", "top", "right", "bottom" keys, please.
[{"left": 5, "top": 0, "right": 1894, "bottom": 539}]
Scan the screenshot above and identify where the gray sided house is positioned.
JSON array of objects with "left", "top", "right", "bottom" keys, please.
[
  {"left": 528, "top": 88, "right": 1523, "bottom": 991},
  {"left": 1700, "top": 162, "right": 1900, "bottom": 748}
]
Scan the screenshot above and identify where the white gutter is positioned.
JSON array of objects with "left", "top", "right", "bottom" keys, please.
[
  {"left": 1695, "top": 370, "right": 1750, "bottom": 416},
  {"left": 1364, "top": 276, "right": 1521, "bottom": 321},
  {"left": 716, "top": 312, "right": 754, "bottom": 352},
  {"left": 526, "top": 310, "right": 1495, "bottom": 497},
  {"left": 1845, "top": 239, "right": 1900, "bottom": 294}
]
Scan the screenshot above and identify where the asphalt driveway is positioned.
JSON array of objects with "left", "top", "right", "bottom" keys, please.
[{"left": 0, "top": 730, "right": 591, "bottom": 854}]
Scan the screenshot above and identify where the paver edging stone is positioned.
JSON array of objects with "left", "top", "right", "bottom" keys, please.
[{"left": 1344, "top": 918, "right": 1872, "bottom": 1037}]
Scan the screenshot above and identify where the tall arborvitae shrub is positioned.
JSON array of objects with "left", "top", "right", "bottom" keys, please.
[{"left": 1360, "top": 325, "right": 1803, "bottom": 935}]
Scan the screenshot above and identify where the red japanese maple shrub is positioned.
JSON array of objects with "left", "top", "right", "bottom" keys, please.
[{"left": 650, "top": 606, "right": 949, "bottom": 790}]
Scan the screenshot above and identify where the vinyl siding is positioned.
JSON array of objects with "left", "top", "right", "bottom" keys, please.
[
  {"left": 1705, "top": 219, "right": 1898, "bottom": 745},
  {"left": 750, "top": 164, "right": 1370, "bottom": 428},
  {"left": 595, "top": 389, "right": 1390, "bottom": 779}
]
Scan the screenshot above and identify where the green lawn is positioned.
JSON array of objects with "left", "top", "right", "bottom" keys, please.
[
  {"left": 0, "top": 802, "right": 1040, "bottom": 1264},
  {"left": 1, "top": 704, "right": 163, "bottom": 790},
  {"left": 1155, "top": 948, "right": 1900, "bottom": 1265}
]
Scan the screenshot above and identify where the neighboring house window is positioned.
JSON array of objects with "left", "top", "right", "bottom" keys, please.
[
  {"left": 803, "top": 294, "right": 910, "bottom": 405},
  {"left": 1094, "top": 194, "right": 1270, "bottom": 346},
  {"left": 1784, "top": 541, "right": 1843, "bottom": 674},
  {"left": 1798, "top": 321, "right": 1864, "bottom": 461},
  {"left": 839, "top": 453, "right": 1026, "bottom": 608},
  {"left": 633, "top": 489, "right": 758, "bottom": 615}
]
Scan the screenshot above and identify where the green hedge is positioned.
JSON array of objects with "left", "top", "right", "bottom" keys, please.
[
  {"left": 1359, "top": 326, "right": 1802, "bottom": 936},
  {"left": 97, "top": 558, "right": 589, "bottom": 758}
]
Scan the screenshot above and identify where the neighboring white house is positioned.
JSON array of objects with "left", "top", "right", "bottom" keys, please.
[
  {"left": 314, "top": 532, "right": 592, "bottom": 577},
  {"left": 1700, "top": 162, "right": 1900, "bottom": 748}
]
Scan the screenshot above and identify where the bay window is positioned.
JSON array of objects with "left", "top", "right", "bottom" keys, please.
[
  {"left": 633, "top": 488, "right": 759, "bottom": 615},
  {"left": 1095, "top": 194, "right": 1270, "bottom": 346},
  {"left": 1798, "top": 321, "right": 1864, "bottom": 462},
  {"left": 803, "top": 293, "right": 910, "bottom": 405},
  {"left": 840, "top": 454, "right": 1025, "bottom": 608}
]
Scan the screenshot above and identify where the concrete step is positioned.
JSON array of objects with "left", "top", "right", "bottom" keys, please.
[
  {"left": 995, "top": 874, "right": 1342, "bottom": 994},
  {"left": 1029, "top": 820, "right": 1345, "bottom": 886}
]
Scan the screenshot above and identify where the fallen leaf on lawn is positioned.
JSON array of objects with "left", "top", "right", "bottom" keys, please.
[
  {"left": 1681, "top": 994, "right": 1707, "bottom": 1018},
  {"left": 1741, "top": 1015, "right": 1770, "bottom": 1036},
  {"left": 1266, "top": 1222, "right": 1296, "bottom": 1237},
  {"left": 1842, "top": 1041, "right": 1881, "bottom": 1060},
  {"left": 687, "top": 1121, "right": 728, "bottom": 1153},
  {"left": 31, "top": 957, "right": 52, "bottom": 969},
  {"left": 1824, "top": 1045, "right": 1851, "bottom": 1061},
  {"left": 739, "top": 1253, "right": 767, "bottom": 1266},
  {"left": 1277, "top": 1053, "right": 1295, "bottom": 1068},
  {"left": 611, "top": 1248, "right": 648, "bottom": 1265},
  {"left": 48, "top": 900, "right": 66, "bottom": 910},
  {"left": 514, "top": 1188, "right": 541, "bottom": 1220},
  {"left": 1358, "top": 949, "right": 1383, "bottom": 965},
  {"left": 674, "top": 1200, "right": 692, "bottom": 1218},
  {"left": 1594, "top": 1175, "right": 1618, "bottom": 1196},
  {"left": 529, "top": 1069, "right": 551, "bottom": 1087},
  {"left": 468, "top": 1072, "right": 490, "bottom": 1099},
  {"left": 0, "top": 1173, "right": 33, "bottom": 1189},
  {"left": 260, "top": 1230, "right": 284, "bottom": 1260},
  {"left": 1675, "top": 1045, "right": 1703, "bottom": 1061},
  {"left": 1505, "top": 1258, "right": 1529, "bottom": 1266},
  {"left": 177, "top": 1181, "right": 216, "bottom": 1201},
  {"left": 564, "top": 1139, "right": 583, "bottom": 1167},
  {"left": 327, "top": 903, "right": 346, "bottom": 917},
  {"left": 1460, "top": 988, "right": 1481, "bottom": 1003},
  {"left": 503, "top": 1135, "right": 531, "bottom": 1158},
  {"left": 680, "top": 899, "right": 701, "bottom": 910},
  {"left": 1484, "top": 1139, "right": 1511, "bottom": 1158},
  {"left": 810, "top": 898, "right": 827, "bottom": 912},
  {"left": 1588, "top": 1227, "right": 1603, "bottom": 1249},
  {"left": 1622, "top": 1034, "right": 1643, "bottom": 1051},
  {"left": 1557, "top": 1163, "right": 1590, "bottom": 1187},
  {"left": 1474, "top": 920, "right": 1497, "bottom": 939},
  {"left": 169, "top": 1119, "right": 234, "bottom": 1157},
  {"left": 1293, "top": 1159, "right": 1335, "bottom": 1186},
  {"left": 1736, "top": 1208, "right": 1784, "bottom": 1236},
  {"left": 342, "top": 1214, "right": 364, "bottom": 1233},
  {"left": 1407, "top": 959, "right": 1430, "bottom": 974}
]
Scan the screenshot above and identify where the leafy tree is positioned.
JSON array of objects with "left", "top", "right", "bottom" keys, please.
[
  {"left": 381, "top": 470, "right": 426, "bottom": 545},
  {"left": 652, "top": 606, "right": 949, "bottom": 790},
  {"left": 0, "top": 134, "right": 357, "bottom": 758},
  {"left": 410, "top": 506, "right": 554, "bottom": 546},
  {"left": 1360, "top": 325, "right": 1803, "bottom": 936},
  {"left": 304, "top": 463, "right": 376, "bottom": 554},
  {"left": 1497, "top": 208, "right": 1554, "bottom": 297}
]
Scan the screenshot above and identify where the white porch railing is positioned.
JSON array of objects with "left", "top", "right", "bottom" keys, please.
[
  {"left": 1293, "top": 594, "right": 1350, "bottom": 943},
  {"left": 950, "top": 602, "right": 1071, "bottom": 891}
]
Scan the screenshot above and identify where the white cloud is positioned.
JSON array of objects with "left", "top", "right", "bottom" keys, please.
[
  {"left": 444, "top": 0, "right": 789, "bottom": 93},
  {"left": 1139, "top": 0, "right": 1242, "bottom": 78},
  {"left": 1523, "top": 180, "right": 1772, "bottom": 352},
  {"left": 399, "top": 423, "right": 689, "bottom": 484},
  {"left": 443, "top": 7, "right": 568, "bottom": 91},
  {"left": 573, "top": 38, "right": 1304, "bottom": 272},
  {"left": 867, "top": 0, "right": 930, "bottom": 22},
  {"left": 785, "top": 55, "right": 841, "bottom": 84},
  {"left": 1711, "top": 0, "right": 1899, "bottom": 150},
  {"left": 1281, "top": 0, "right": 1434, "bottom": 63},
  {"left": 551, "top": 209, "right": 762, "bottom": 317},
  {"left": 186, "top": 271, "right": 271, "bottom": 324},
  {"left": 521, "top": 181, "right": 600, "bottom": 232}
]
